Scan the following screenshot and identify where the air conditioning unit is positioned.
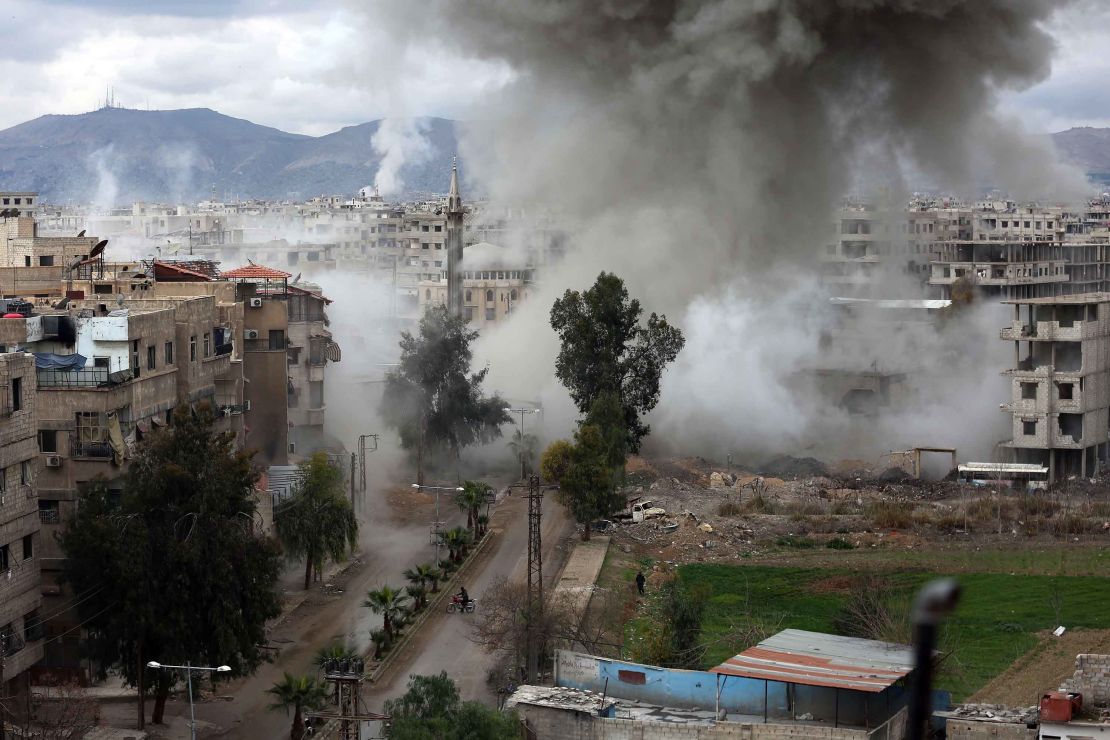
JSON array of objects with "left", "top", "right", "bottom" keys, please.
[
  {"left": 244, "top": 329, "right": 259, "bottom": 340},
  {"left": 244, "top": 399, "right": 251, "bottom": 412},
  {"left": 248, "top": 297, "right": 264, "bottom": 308},
  {"left": 44, "top": 454, "right": 61, "bottom": 468}
]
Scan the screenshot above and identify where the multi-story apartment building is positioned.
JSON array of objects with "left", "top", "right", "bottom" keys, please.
[
  {"left": 929, "top": 241, "right": 1110, "bottom": 300},
  {"left": 1000, "top": 293, "right": 1110, "bottom": 482},
  {"left": 283, "top": 281, "right": 339, "bottom": 454},
  {"left": 418, "top": 242, "right": 534, "bottom": 328},
  {"left": 0, "top": 352, "right": 43, "bottom": 695}
]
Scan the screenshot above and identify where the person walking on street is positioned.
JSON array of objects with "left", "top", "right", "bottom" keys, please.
[{"left": 635, "top": 570, "right": 646, "bottom": 596}]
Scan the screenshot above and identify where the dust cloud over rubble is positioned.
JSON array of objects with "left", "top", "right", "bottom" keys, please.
[{"left": 363, "top": 0, "right": 1085, "bottom": 461}]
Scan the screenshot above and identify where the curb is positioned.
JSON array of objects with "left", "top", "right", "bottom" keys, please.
[{"left": 367, "top": 531, "right": 494, "bottom": 684}]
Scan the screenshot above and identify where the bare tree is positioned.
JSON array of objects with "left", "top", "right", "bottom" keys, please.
[{"left": 17, "top": 682, "right": 100, "bottom": 740}]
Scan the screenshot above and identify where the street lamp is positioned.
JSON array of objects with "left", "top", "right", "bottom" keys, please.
[
  {"left": 411, "top": 483, "right": 464, "bottom": 566},
  {"left": 505, "top": 407, "right": 540, "bottom": 480},
  {"left": 146, "top": 661, "right": 231, "bottom": 740}
]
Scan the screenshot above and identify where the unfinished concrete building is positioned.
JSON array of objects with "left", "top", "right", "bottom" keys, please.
[
  {"left": 1001, "top": 293, "right": 1110, "bottom": 482},
  {"left": 929, "top": 241, "right": 1110, "bottom": 300},
  {"left": 0, "top": 352, "right": 43, "bottom": 695}
]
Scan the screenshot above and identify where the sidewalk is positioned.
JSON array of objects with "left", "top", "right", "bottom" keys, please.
[{"left": 554, "top": 535, "right": 610, "bottom": 616}]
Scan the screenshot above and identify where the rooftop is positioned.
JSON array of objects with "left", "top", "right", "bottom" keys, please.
[
  {"left": 709, "top": 629, "right": 914, "bottom": 693},
  {"left": 830, "top": 297, "right": 952, "bottom": 310},
  {"left": 958, "top": 463, "right": 1048, "bottom": 475},
  {"left": 221, "top": 264, "right": 292, "bottom": 280}
]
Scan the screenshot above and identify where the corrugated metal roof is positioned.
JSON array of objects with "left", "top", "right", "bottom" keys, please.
[{"left": 709, "top": 629, "right": 914, "bottom": 693}]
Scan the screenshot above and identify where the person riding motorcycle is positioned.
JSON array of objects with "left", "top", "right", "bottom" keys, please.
[{"left": 457, "top": 585, "right": 470, "bottom": 607}]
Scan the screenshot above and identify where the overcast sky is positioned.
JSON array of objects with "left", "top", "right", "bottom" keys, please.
[{"left": 0, "top": 0, "right": 1105, "bottom": 136}]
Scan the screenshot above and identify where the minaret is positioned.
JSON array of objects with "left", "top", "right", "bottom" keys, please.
[{"left": 446, "top": 158, "right": 465, "bottom": 319}]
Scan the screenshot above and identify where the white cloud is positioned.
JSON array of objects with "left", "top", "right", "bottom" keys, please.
[
  {"left": 0, "top": 0, "right": 1104, "bottom": 135},
  {"left": 0, "top": 0, "right": 511, "bottom": 134}
]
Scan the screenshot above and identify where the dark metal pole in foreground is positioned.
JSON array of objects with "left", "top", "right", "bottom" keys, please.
[
  {"left": 908, "top": 578, "right": 961, "bottom": 740},
  {"left": 525, "top": 474, "right": 544, "bottom": 683}
]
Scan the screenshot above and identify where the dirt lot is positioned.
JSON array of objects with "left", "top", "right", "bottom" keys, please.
[
  {"left": 970, "top": 629, "right": 1110, "bottom": 707},
  {"left": 609, "top": 454, "right": 1110, "bottom": 569}
]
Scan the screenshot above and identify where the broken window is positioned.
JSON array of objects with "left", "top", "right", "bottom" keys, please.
[
  {"left": 1023, "top": 420, "right": 1037, "bottom": 436},
  {"left": 1020, "top": 382, "right": 1037, "bottom": 400},
  {"left": 1059, "top": 413, "right": 1083, "bottom": 442},
  {"left": 1055, "top": 343, "right": 1082, "bottom": 372},
  {"left": 1058, "top": 383, "right": 1074, "bottom": 400}
]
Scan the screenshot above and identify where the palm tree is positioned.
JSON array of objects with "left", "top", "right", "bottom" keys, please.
[
  {"left": 412, "top": 562, "right": 442, "bottom": 593},
  {"left": 454, "top": 481, "right": 490, "bottom": 532},
  {"left": 476, "top": 513, "right": 490, "bottom": 538},
  {"left": 370, "top": 629, "right": 390, "bottom": 659},
  {"left": 275, "top": 452, "right": 359, "bottom": 590},
  {"left": 508, "top": 429, "right": 539, "bottom": 477},
  {"left": 267, "top": 673, "right": 328, "bottom": 740},
  {"left": 363, "top": 585, "right": 408, "bottom": 638},
  {"left": 442, "top": 527, "right": 468, "bottom": 563},
  {"left": 406, "top": 583, "right": 428, "bottom": 611}
]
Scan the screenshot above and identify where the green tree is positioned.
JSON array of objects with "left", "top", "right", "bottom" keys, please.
[
  {"left": 442, "top": 526, "right": 472, "bottom": 562},
  {"left": 276, "top": 452, "right": 359, "bottom": 590},
  {"left": 406, "top": 583, "right": 428, "bottom": 611},
  {"left": 384, "top": 672, "right": 519, "bottom": 740},
  {"left": 540, "top": 439, "right": 573, "bottom": 484},
  {"left": 454, "top": 480, "right": 490, "bottom": 533},
  {"left": 585, "top": 390, "right": 629, "bottom": 475},
  {"left": 408, "top": 562, "right": 442, "bottom": 593},
  {"left": 550, "top": 271, "right": 684, "bottom": 452},
  {"left": 364, "top": 585, "right": 408, "bottom": 638},
  {"left": 558, "top": 424, "right": 625, "bottom": 541},
  {"left": 267, "top": 673, "right": 328, "bottom": 740},
  {"left": 60, "top": 405, "right": 282, "bottom": 728},
  {"left": 381, "top": 304, "right": 511, "bottom": 484}
]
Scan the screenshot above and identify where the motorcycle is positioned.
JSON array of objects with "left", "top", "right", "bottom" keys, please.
[{"left": 446, "top": 595, "right": 477, "bottom": 613}]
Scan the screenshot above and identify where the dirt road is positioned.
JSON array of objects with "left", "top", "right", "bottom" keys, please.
[
  {"left": 136, "top": 479, "right": 568, "bottom": 739},
  {"left": 367, "top": 490, "right": 574, "bottom": 706}
]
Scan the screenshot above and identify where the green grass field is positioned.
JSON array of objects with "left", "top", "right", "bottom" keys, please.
[{"left": 679, "top": 563, "right": 1110, "bottom": 700}]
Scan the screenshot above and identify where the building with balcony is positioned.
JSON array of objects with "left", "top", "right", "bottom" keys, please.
[
  {"left": 0, "top": 352, "right": 43, "bottom": 696},
  {"left": 1000, "top": 293, "right": 1110, "bottom": 482},
  {"left": 0, "top": 295, "right": 237, "bottom": 669},
  {"left": 929, "top": 241, "right": 1110, "bottom": 300}
]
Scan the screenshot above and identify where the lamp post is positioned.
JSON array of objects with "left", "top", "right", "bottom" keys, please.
[
  {"left": 146, "top": 661, "right": 230, "bottom": 740},
  {"left": 411, "top": 484, "right": 464, "bottom": 566},
  {"left": 505, "top": 407, "right": 540, "bottom": 480}
]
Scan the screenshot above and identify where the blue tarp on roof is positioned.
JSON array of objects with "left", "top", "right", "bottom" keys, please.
[{"left": 33, "top": 353, "right": 87, "bottom": 370}]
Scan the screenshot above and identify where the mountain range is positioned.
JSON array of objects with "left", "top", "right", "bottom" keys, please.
[
  {"left": 0, "top": 107, "right": 459, "bottom": 204},
  {"left": 1, "top": 106, "right": 1109, "bottom": 204}
]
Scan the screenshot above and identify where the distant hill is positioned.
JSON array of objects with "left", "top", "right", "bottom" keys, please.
[
  {"left": 1052, "top": 127, "right": 1110, "bottom": 180},
  {"left": 0, "top": 107, "right": 460, "bottom": 203}
]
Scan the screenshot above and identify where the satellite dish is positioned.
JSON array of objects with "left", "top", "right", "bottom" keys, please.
[
  {"left": 88, "top": 239, "right": 108, "bottom": 259},
  {"left": 292, "top": 273, "right": 302, "bottom": 283},
  {"left": 117, "top": 294, "right": 126, "bottom": 306},
  {"left": 77, "top": 229, "right": 86, "bottom": 237},
  {"left": 65, "top": 255, "right": 84, "bottom": 272},
  {"left": 52, "top": 296, "right": 71, "bottom": 310}
]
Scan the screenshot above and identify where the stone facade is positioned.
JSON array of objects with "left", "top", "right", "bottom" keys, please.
[
  {"left": 514, "top": 704, "right": 906, "bottom": 740},
  {"left": 1061, "top": 654, "right": 1110, "bottom": 708},
  {"left": 0, "top": 352, "right": 43, "bottom": 689},
  {"left": 946, "top": 719, "right": 1036, "bottom": 740}
]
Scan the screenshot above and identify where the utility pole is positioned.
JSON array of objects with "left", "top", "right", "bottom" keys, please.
[
  {"left": 505, "top": 407, "right": 539, "bottom": 480},
  {"left": 358, "top": 434, "right": 379, "bottom": 493},
  {"left": 350, "top": 452, "right": 357, "bottom": 514},
  {"left": 526, "top": 474, "right": 544, "bottom": 683}
]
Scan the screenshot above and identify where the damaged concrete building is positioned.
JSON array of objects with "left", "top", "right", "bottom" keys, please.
[{"left": 1001, "top": 293, "right": 1110, "bottom": 482}]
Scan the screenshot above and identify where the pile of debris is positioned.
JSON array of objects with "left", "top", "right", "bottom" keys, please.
[{"left": 939, "top": 703, "right": 1038, "bottom": 726}]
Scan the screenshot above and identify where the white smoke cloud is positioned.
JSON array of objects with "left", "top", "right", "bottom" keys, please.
[
  {"left": 88, "top": 145, "right": 121, "bottom": 211},
  {"left": 360, "top": 1, "right": 1087, "bottom": 465},
  {"left": 371, "top": 117, "right": 433, "bottom": 196}
]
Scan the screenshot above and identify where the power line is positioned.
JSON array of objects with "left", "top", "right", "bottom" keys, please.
[
  {"left": 35, "top": 584, "right": 107, "bottom": 624},
  {"left": 39, "top": 602, "right": 118, "bottom": 649}
]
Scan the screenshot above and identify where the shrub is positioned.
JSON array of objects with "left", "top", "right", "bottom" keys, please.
[
  {"left": 742, "top": 493, "right": 776, "bottom": 514},
  {"left": 826, "top": 537, "right": 855, "bottom": 550},
  {"left": 718, "top": 500, "right": 743, "bottom": 517},
  {"left": 774, "top": 536, "right": 816, "bottom": 549},
  {"left": 865, "top": 500, "right": 914, "bottom": 529}
]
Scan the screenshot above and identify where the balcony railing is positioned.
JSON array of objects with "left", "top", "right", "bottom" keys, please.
[
  {"left": 39, "top": 507, "right": 60, "bottom": 525},
  {"left": 37, "top": 367, "right": 133, "bottom": 388},
  {"left": 215, "top": 342, "right": 233, "bottom": 357},
  {"left": 69, "top": 433, "right": 113, "bottom": 460}
]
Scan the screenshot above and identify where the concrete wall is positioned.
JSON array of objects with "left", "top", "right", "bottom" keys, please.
[
  {"left": 1061, "top": 654, "right": 1110, "bottom": 707},
  {"left": 555, "top": 651, "right": 899, "bottom": 729},
  {"left": 947, "top": 719, "right": 1036, "bottom": 740},
  {"left": 515, "top": 704, "right": 904, "bottom": 740},
  {"left": 1039, "top": 720, "right": 1110, "bottom": 739}
]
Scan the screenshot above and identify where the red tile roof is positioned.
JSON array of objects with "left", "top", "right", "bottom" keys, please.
[{"left": 221, "top": 264, "right": 292, "bottom": 280}]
